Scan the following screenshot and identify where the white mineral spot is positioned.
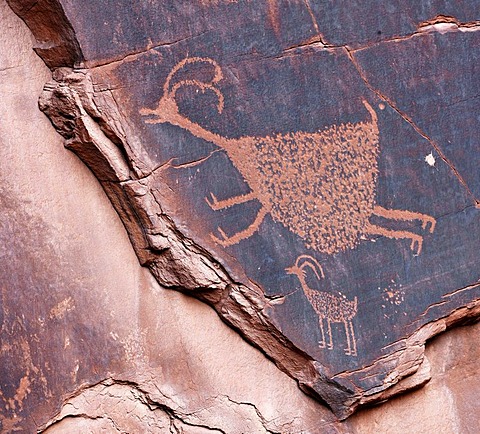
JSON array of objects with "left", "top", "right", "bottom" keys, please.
[{"left": 425, "top": 152, "right": 436, "bottom": 167}]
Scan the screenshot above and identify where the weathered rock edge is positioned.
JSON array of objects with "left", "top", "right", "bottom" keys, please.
[
  {"left": 7, "top": 0, "right": 480, "bottom": 420},
  {"left": 6, "top": 0, "right": 83, "bottom": 68},
  {"left": 37, "top": 68, "right": 480, "bottom": 419}
]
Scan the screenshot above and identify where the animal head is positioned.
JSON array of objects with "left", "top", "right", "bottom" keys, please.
[
  {"left": 140, "top": 57, "right": 225, "bottom": 124},
  {"left": 285, "top": 254, "right": 325, "bottom": 281}
]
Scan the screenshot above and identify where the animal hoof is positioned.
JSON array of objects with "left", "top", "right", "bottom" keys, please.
[
  {"left": 410, "top": 236, "right": 423, "bottom": 255},
  {"left": 210, "top": 227, "right": 233, "bottom": 247},
  {"left": 217, "top": 226, "right": 229, "bottom": 240},
  {"left": 205, "top": 193, "right": 219, "bottom": 210},
  {"left": 210, "top": 233, "right": 227, "bottom": 247},
  {"left": 422, "top": 218, "right": 436, "bottom": 233}
]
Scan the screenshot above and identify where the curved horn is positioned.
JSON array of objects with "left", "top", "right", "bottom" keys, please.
[
  {"left": 295, "top": 255, "right": 325, "bottom": 280},
  {"left": 164, "top": 57, "right": 223, "bottom": 96},
  {"left": 170, "top": 79, "right": 224, "bottom": 113}
]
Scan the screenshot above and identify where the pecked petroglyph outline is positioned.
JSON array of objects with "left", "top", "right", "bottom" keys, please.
[
  {"left": 141, "top": 57, "right": 436, "bottom": 255},
  {"left": 286, "top": 255, "right": 358, "bottom": 356}
]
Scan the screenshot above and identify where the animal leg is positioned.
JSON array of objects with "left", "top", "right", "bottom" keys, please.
[
  {"left": 206, "top": 191, "right": 257, "bottom": 211},
  {"left": 326, "top": 319, "right": 333, "bottom": 350},
  {"left": 365, "top": 222, "right": 424, "bottom": 255},
  {"left": 343, "top": 320, "right": 352, "bottom": 356},
  {"left": 345, "top": 320, "right": 357, "bottom": 357},
  {"left": 211, "top": 206, "right": 268, "bottom": 247},
  {"left": 373, "top": 205, "right": 436, "bottom": 233},
  {"left": 318, "top": 317, "right": 326, "bottom": 349}
]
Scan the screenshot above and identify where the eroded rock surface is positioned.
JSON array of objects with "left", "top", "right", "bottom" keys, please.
[
  {"left": 0, "top": 3, "right": 338, "bottom": 433},
  {"left": 3, "top": 0, "right": 480, "bottom": 425}
]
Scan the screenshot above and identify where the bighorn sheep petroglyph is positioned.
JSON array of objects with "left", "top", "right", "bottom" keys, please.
[
  {"left": 141, "top": 57, "right": 436, "bottom": 255},
  {"left": 286, "top": 255, "right": 358, "bottom": 356}
]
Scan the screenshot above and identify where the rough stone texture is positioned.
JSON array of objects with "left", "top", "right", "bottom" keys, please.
[
  {"left": 0, "top": 4, "right": 337, "bottom": 432},
  {"left": 1, "top": 0, "right": 480, "bottom": 432},
  {"left": 0, "top": 1, "right": 140, "bottom": 428},
  {"left": 349, "top": 322, "right": 480, "bottom": 433},
  {"left": 8, "top": 0, "right": 480, "bottom": 418}
]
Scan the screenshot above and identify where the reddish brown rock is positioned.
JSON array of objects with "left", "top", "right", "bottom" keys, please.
[
  {"left": 2, "top": 0, "right": 480, "bottom": 426},
  {"left": 349, "top": 321, "right": 480, "bottom": 433},
  {"left": 1, "top": 4, "right": 340, "bottom": 433}
]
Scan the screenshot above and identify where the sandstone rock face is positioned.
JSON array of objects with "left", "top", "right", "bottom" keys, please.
[
  {"left": 0, "top": 3, "right": 336, "bottom": 432},
  {"left": 349, "top": 322, "right": 480, "bottom": 433},
  {"left": 1, "top": 0, "right": 480, "bottom": 432}
]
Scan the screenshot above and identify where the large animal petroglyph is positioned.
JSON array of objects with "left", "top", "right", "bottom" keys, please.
[{"left": 141, "top": 57, "right": 436, "bottom": 255}]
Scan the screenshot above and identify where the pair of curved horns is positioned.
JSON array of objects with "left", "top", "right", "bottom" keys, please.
[{"left": 164, "top": 57, "right": 224, "bottom": 113}]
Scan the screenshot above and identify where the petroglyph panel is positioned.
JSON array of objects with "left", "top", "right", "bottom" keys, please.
[
  {"left": 142, "top": 57, "right": 438, "bottom": 257},
  {"left": 87, "top": 44, "right": 479, "bottom": 413},
  {"left": 12, "top": 0, "right": 480, "bottom": 419}
]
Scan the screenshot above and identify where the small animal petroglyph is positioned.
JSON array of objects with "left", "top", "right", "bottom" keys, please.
[
  {"left": 141, "top": 57, "right": 436, "bottom": 255},
  {"left": 286, "top": 255, "right": 358, "bottom": 356}
]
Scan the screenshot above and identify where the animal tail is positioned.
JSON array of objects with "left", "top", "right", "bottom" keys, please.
[
  {"left": 353, "top": 296, "right": 358, "bottom": 313},
  {"left": 362, "top": 100, "right": 378, "bottom": 124}
]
